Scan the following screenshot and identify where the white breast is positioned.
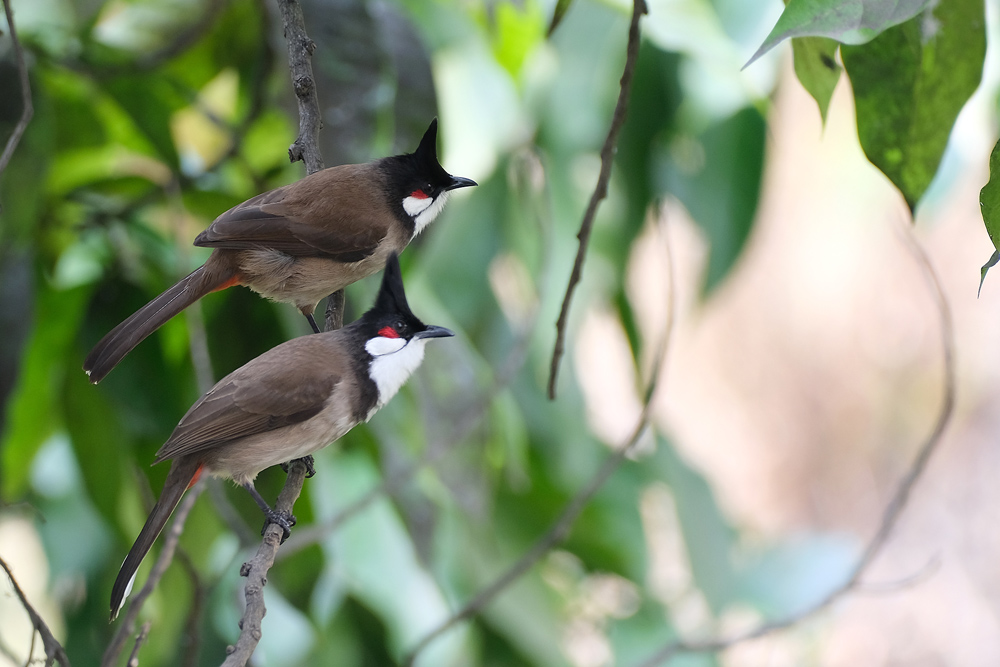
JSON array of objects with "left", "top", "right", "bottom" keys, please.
[{"left": 365, "top": 337, "right": 429, "bottom": 416}]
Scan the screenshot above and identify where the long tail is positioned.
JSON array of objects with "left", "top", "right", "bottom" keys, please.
[
  {"left": 84, "top": 264, "right": 238, "bottom": 384},
  {"left": 110, "top": 457, "right": 203, "bottom": 621}
]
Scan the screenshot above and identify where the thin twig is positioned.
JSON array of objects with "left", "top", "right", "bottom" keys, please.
[
  {"left": 24, "top": 628, "right": 36, "bottom": 667},
  {"left": 853, "top": 555, "right": 940, "bottom": 595},
  {"left": 632, "top": 225, "right": 956, "bottom": 666},
  {"left": 125, "top": 623, "right": 150, "bottom": 667},
  {"left": 0, "top": 0, "right": 34, "bottom": 180},
  {"left": 101, "top": 480, "right": 205, "bottom": 667},
  {"left": 547, "top": 0, "right": 646, "bottom": 399},
  {"left": 403, "top": 217, "right": 676, "bottom": 667},
  {"left": 0, "top": 555, "right": 71, "bottom": 667},
  {"left": 220, "top": 460, "right": 309, "bottom": 667}
]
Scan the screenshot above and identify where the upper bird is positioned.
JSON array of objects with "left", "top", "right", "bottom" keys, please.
[
  {"left": 84, "top": 119, "right": 475, "bottom": 384},
  {"left": 109, "top": 253, "right": 454, "bottom": 620}
]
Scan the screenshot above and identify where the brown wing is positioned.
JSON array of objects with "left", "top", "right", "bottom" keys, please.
[
  {"left": 153, "top": 337, "right": 344, "bottom": 463},
  {"left": 193, "top": 165, "right": 393, "bottom": 263}
]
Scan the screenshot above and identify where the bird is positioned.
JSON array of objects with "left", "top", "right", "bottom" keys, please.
[
  {"left": 85, "top": 119, "right": 474, "bottom": 384},
  {"left": 109, "top": 253, "right": 454, "bottom": 620}
]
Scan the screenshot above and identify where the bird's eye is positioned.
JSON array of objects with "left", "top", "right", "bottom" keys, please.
[{"left": 395, "top": 320, "right": 407, "bottom": 333}]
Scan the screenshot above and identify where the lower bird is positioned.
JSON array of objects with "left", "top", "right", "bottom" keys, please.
[{"left": 109, "top": 253, "right": 453, "bottom": 620}]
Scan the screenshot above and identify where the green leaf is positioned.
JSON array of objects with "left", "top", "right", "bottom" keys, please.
[
  {"left": 791, "top": 37, "right": 841, "bottom": 124},
  {"left": 842, "top": 0, "right": 986, "bottom": 211},
  {"left": 662, "top": 107, "right": 766, "bottom": 293},
  {"left": 979, "top": 140, "right": 1000, "bottom": 291},
  {"left": 1, "top": 283, "right": 92, "bottom": 501},
  {"left": 981, "top": 250, "right": 1000, "bottom": 295},
  {"left": 62, "top": 366, "right": 128, "bottom": 522},
  {"left": 746, "top": 0, "right": 932, "bottom": 67},
  {"left": 492, "top": 0, "right": 545, "bottom": 77}
]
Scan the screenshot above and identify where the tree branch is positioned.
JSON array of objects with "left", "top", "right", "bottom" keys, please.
[
  {"left": 215, "top": 2, "right": 328, "bottom": 663},
  {"left": 403, "top": 216, "right": 676, "bottom": 667},
  {"left": 101, "top": 480, "right": 205, "bottom": 667},
  {"left": 547, "top": 0, "right": 646, "bottom": 399},
  {"left": 0, "top": 0, "right": 34, "bottom": 180},
  {"left": 220, "top": 460, "right": 309, "bottom": 667},
  {"left": 633, "top": 225, "right": 956, "bottom": 666},
  {"left": 275, "top": 0, "right": 324, "bottom": 173},
  {"left": 0, "top": 555, "right": 70, "bottom": 667}
]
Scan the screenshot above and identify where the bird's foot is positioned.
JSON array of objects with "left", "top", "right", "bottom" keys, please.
[
  {"left": 260, "top": 508, "right": 297, "bottom": 543},
  {"left": 280, "top": 455, "right": 316, "bottom": 478}
]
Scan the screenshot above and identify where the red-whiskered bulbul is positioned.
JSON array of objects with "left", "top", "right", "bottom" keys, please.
[
  {"left": 109, "top": 253, "right": 453, "bottom": 620},
  {"left": 85, "top": 119, "right": 474, "bottom": 384}
]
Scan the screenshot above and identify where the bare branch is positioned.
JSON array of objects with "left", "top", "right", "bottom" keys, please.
[
  {"left": 102, "top": 480, "right": 206, "bottom": 667},
  {"left": 220, "top": 460, "right": 309, "bottom": 667},
  {"left": 403, "top": 216, "right": 677, "bottom": 667},
  {"left": 275, "top": 0, "right": 324, "bottom": 173},
  {"left": 547, "top": 0, "right": 647, "bottom": 399},
  {"left": 215, "top": 2, "right": 328, "bottom": 663},
  {"left": 0, "top": 0, "right": 34, "bottom": 180},
  {"left": 632, "top": 225, "right": 956, "bottom": 666},
  {"left": 0, "top": 555, "right": 70, "bottom": 667},
  {"left": 126, "top": 622, "right": 150, "bottom": 667},
  {"left": 324, "top": 289, "right": 345, "bottom": 333}
]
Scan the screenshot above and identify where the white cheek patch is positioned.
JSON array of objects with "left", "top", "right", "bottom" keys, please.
[
  {"left": 402, "top": 191, "right": 450, "bottom": 235},
  {"left": 366, "top": 338, "right": 429, "bottom": 415},
  {"left": 366, "top": 336, "right": 407, "bottom": 357},
  {"left": 403, "top": 194, "right": 432, "bottom": 218}
]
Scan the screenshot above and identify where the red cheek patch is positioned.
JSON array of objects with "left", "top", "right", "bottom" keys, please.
[
  {"left": 410, "top": 189, "right": 429, "bottom": 199},
  {"left": 378, "top": 326, "right": 400, "bottom": 339}
]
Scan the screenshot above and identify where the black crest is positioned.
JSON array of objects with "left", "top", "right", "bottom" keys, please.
[
  {"left": 414, "top": 118, "right": 439, "bottom": 165},
  {"left": 371, "top": 253, "right": 417, "bottom": 321}
]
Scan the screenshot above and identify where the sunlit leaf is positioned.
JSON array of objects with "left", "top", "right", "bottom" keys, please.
[
  {"left": 746, "top": 0, "right": 932, "bottom": 67},
  {"left": 493, "top": 0, "right": 545, "bottom": 77},
  {"left": 842, "top": 0, "right": 986, "bottom": 212},
  {"left": 791, "top": 36, "right": 841, "bottom": 124}
]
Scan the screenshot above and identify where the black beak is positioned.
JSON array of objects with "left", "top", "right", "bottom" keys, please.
[
  {"left": 445, "top": 175, "right": 477, "bottom": 191},
  {"left": 416, "top": 325, "right": 455, "bottom": 340}
]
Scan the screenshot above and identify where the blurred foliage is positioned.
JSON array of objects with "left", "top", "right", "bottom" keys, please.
[{"left": 0, "top": 0, "right": 986, "bottom": 665}]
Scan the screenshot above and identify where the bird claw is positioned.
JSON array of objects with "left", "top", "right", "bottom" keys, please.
[
  {"left": 261, "top": 509, "right": 297, "bottom": 543},
  {"left": 280, "top": 455, "right": 316, "bottom": 478}
]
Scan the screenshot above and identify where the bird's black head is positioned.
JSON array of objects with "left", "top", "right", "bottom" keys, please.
[
  {"left": 358, "top": 252, "right": 454, "bottom": 347},
  {"left": 381, "top": 119, "right": 477, "bottom": 233},
  {"left": 352, "top": 253, "right": 453, "bottom": 409}
]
